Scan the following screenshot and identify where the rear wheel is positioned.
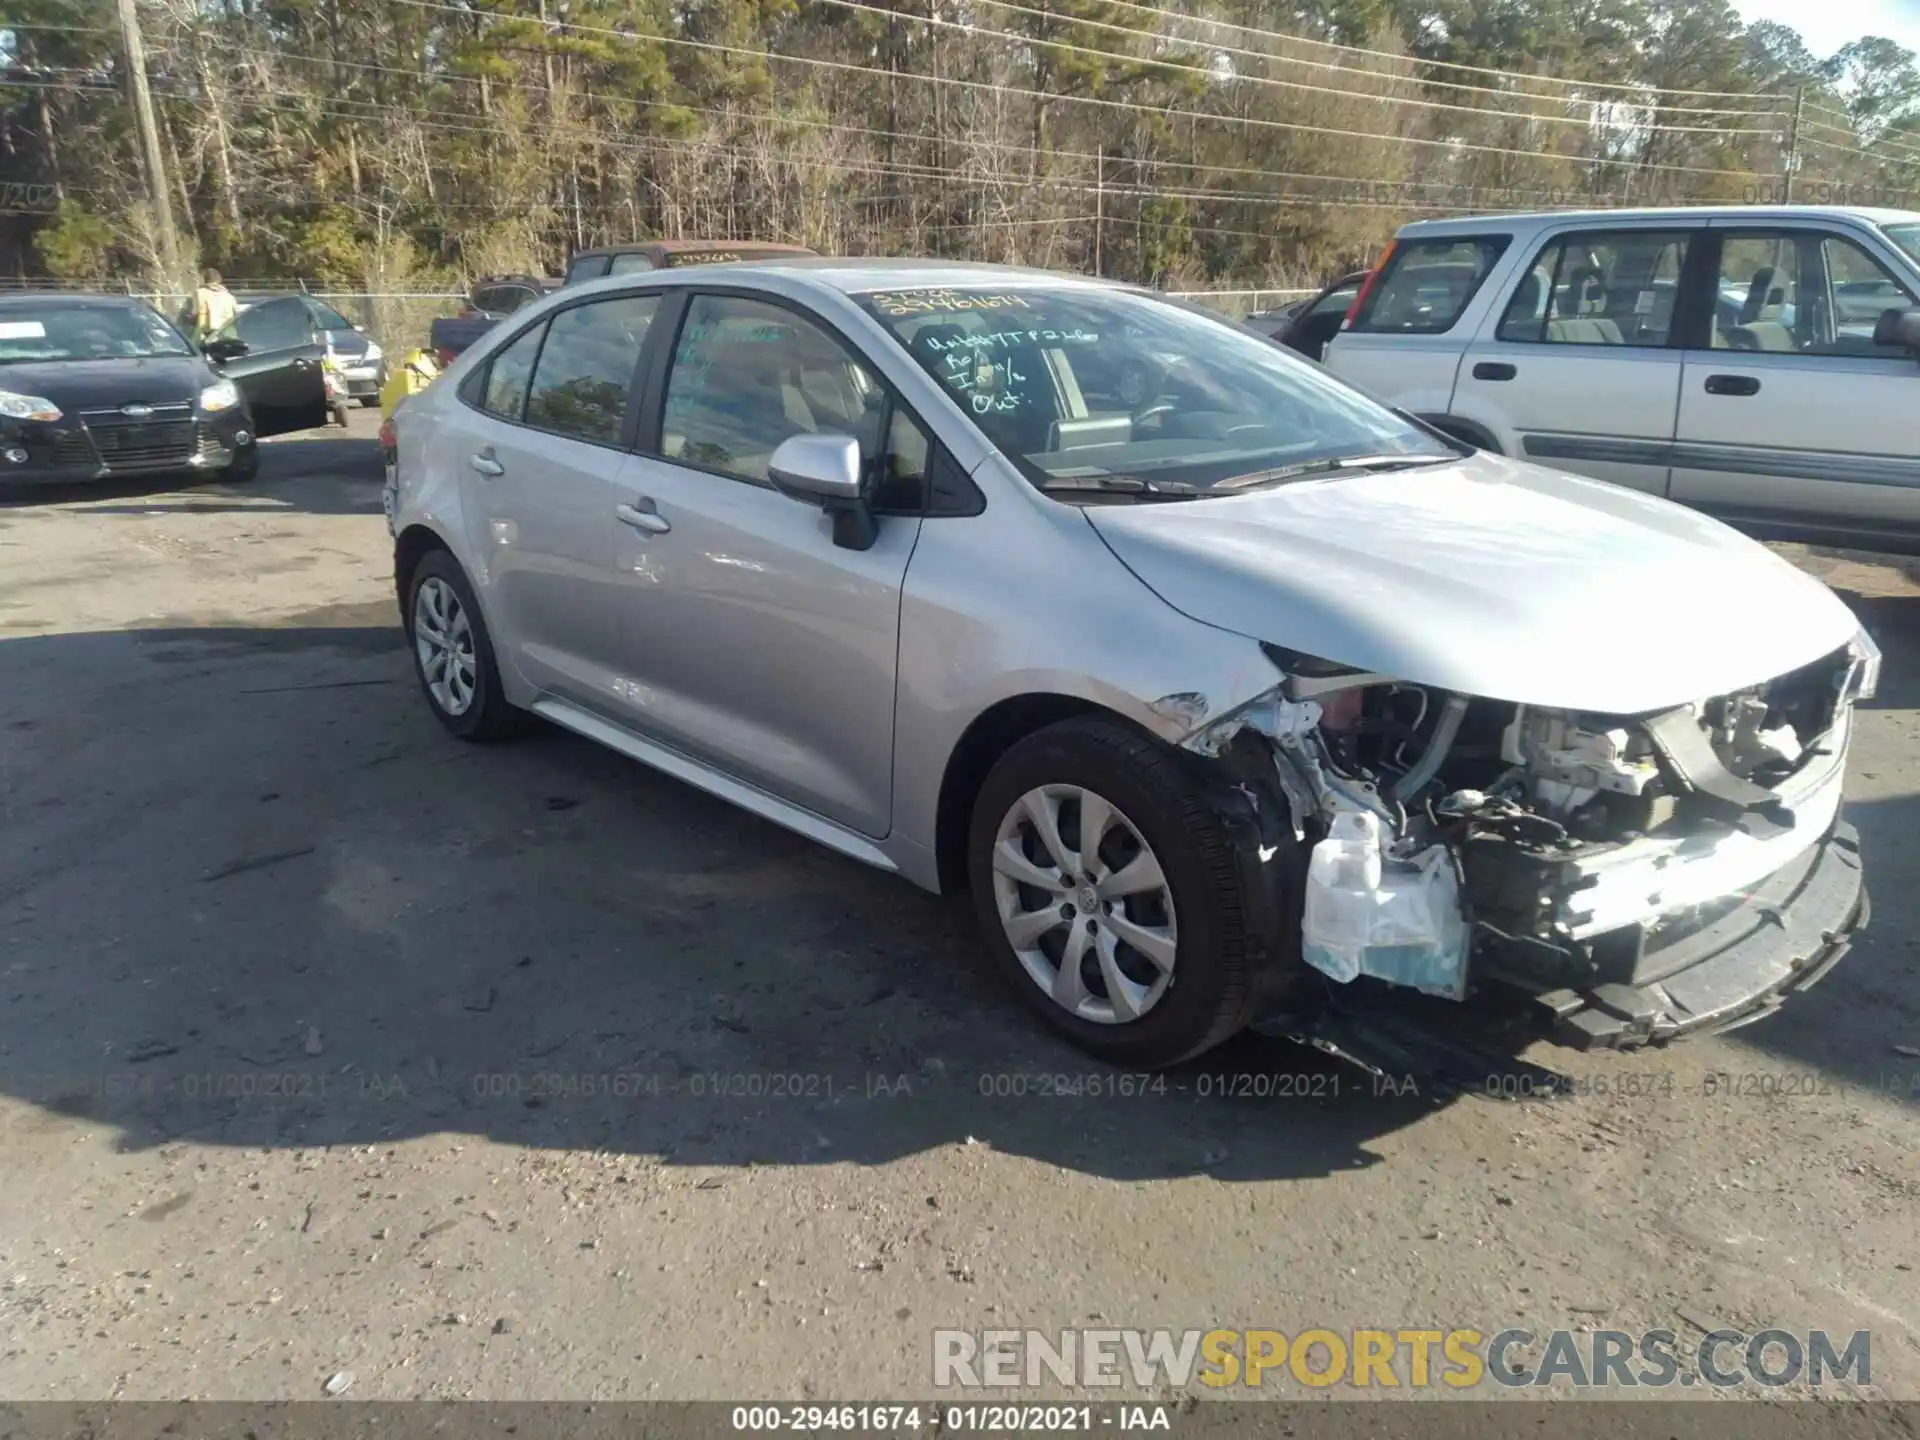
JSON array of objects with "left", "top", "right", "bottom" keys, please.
[
  {"left": 967, "top": 717, "right": 1271, "bottom": 1068},
  {"left": 405, "top": 549, "right": 529, "bottom": 741}
]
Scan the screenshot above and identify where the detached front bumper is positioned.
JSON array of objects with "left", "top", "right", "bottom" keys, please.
[{"left": 1530, "top": 820, "right": 1867, "bottom": 1050}]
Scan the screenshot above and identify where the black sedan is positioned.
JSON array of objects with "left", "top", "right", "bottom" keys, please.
[
  {"left": 231, "top": 293, "right": 387, "bottom": 404},
  {"left": 0, "top": 293, "right": 327, "bottom": 485}
]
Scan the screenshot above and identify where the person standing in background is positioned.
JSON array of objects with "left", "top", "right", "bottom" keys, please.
[{"left": 191, "top": 268, "right": 237, "bottom": 341}]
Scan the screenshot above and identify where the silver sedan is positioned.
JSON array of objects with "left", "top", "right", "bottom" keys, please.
[{"left": 388, "top": 259, "right": 1874, "bottom": 1067}]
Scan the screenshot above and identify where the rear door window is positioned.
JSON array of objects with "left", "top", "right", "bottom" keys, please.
[
  {"left": 234, "top": 299, "right": 313, "bottom": 350},
  {"left": 1348, "top": 237, "right": 1509, "bottom": 334},
  {"left": 1497, "top": 230, "right": 1692, "bottom": 347},
  {"left": 305, "top": 299, "right": 356, "bottom": 332},
  {"left": 522, "top": 295, "right": 659, "bottom": 445},
  {"left": 478, "top": 323, "right": 546, "bottom": 422},
  {"left": 1307, "top": 280, "right": 1361, "bottom": 318}
]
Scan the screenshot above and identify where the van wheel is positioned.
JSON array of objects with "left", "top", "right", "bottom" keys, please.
[
  {"left": 967, "top": 717, "right": 1268, "bottom": 1068},
  {"left": 404, "top": 550, "right": 530, "bottom": 742}
]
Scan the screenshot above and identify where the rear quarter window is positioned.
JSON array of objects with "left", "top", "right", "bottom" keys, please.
[{"left": 1349, "top": 236, "right": 1511, "bottom": 335}]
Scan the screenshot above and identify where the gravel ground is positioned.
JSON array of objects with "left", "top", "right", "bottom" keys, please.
[{"left": 0, "top": 411, "right": 1916, "bottom": 1403}]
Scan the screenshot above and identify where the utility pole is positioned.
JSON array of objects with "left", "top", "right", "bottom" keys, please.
[
  {"left": 116, "top": 0, "right": 183, "bottom": 289},
  {"left": 1782, "top": 85, "right": 1805, "bottom": 204}
]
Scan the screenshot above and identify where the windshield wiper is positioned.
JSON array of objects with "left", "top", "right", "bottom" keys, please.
[
  {"left": 1212, "top": 452, "right": 1454, "bottom": 492},
  {"left": 1038, "top": 475, "right": 1197, "bottom": 501}
]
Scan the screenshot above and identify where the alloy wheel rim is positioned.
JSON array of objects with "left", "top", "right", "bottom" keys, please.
[
  {"left": 413, "top": 577, "right": 477, "bottom": 717},
  {"left": 991, "top": 784, "right": 1178, "bottom": 1025}
]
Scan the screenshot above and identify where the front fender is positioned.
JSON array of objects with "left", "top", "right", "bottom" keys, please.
[{"left": 889, "top": 492, "right": 1281, "bottom": 887}]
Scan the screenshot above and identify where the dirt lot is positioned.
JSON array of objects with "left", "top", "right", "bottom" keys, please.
[{"left": 1, "top": 412, "right": 1917, "bottom": 1403}]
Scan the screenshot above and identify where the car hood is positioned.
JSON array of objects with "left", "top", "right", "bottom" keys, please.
[
  {"left": 326, "top": 329, "right": 372, "bottom": 359},
  {"left": 1083, "top": 454, "right": 1862, "bottom": 714},
  {"left": 0, "top": 355, "right": 212, "bottom": 410}
]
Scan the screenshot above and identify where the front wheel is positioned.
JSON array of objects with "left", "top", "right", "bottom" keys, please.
[
  {"left": 967, "top": 717, "right": 1277, "bottom": 1068},
  {"left": 405, "top": 550, "right": 529, "bottom": 741}
]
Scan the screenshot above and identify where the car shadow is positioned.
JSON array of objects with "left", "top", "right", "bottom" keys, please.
[
  {"left": 0, "top": 617, "right": 1470, "bottom": 1184},
  {"left": 0, "top": 418, "right": 383, "bottom": 517}
]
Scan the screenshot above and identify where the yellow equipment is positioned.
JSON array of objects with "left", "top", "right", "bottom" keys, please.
[{"left": 380, "top": 348, "right": 441, "bottom": 420}]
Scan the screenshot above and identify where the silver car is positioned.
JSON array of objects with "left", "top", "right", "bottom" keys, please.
[{"left": 388, "top": 259, "right": 1876, "bottom": 1067}]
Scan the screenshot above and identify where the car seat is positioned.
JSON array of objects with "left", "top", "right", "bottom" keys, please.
[
  {"left": 1545, "top": 267, "right": 1623, "bottom": 345},
  {"left": 1726, "top": 268, "right": 1795, "bottom": 351}
]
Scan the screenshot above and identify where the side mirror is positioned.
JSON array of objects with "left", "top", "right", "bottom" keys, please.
[
  {"left": 1873, "top": 306, "right": 1920, "bottom": 355},
  {"left": 768, "top": 433, "right": 877, "bottom": 550},
  {"left": 203, "top": 336, "right": 249, "bottom": 363}
]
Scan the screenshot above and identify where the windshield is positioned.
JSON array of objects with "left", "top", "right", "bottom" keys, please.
[
  {"left": 308, "top": 300, "right": 355, "bottom": 331},
  {"left": 853, "top": 285, "right": 1453, "bottom": 497},
  {"left": 0, "top": 301, "right": 195, "bottom": 364},
  {"left": 1879, "top": 223, "right": 1920, "bottom": 268}
]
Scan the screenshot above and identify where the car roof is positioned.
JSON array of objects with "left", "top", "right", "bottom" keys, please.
[
  {"left": 572, "top": 239, "right": 816, "bottom": 260},
  {"left": 568, "top": 257, "right": 1132, "bottom": 298},
  {"left": 0, "top": 291, "right": 154, "bottom": 310},
  {"left": 1396, "top": 203, "right": 1920, "bottom": 237}
]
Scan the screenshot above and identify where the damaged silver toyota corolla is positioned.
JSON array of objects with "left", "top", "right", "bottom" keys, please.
[{"left": 391, "top": 262, "right": 1874, "bottom": 1069}]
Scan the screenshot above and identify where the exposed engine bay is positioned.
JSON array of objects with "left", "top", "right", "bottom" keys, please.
[{"left": 1184, "top": 634, "right": 1881, "bottom": 1038}]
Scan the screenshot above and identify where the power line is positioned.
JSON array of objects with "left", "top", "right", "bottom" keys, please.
[
  {"left": 238, "top": 85, "right": 1718, "bottom": 219},
  {"left": 859, "top": 0, "right": 1788, "bottom": 124},
  {"left": 368, "top": 0, "right": 1772, "bottom": 182},
  {"left": 0, "top": 20, "right": 116, "bottom": 33},
  {"left": 1799, "top": 128, "right": 1920, "bottom": 170},
  {"left": 245, "top": 90, "right": 1620, "bottom": 222},
  {"left": 190, "top": 43, "right": 1617, "bottom": 210},
  {"left": 1046, "top": 0, "right": 1789, "bottom": 102}
]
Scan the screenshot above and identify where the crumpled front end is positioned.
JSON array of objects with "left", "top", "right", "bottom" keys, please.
[{"left": 1184, "top": 633, "right": 1878, "bottom": 1049}]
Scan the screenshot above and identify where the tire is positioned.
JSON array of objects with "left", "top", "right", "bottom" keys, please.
[
  {"left": 223, "top": 453, "right": 259, "bottom": 484},
  {"left": 404, "top": 549, "right": 530, "bottom": 742},
  {"left": 966, "top": 716, "right": 1275, "bottom": 1068},
  {"left": 358, "top": 396, "right": 380, "bottom": 409}
]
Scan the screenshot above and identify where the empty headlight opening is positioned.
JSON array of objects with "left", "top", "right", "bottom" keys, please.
[{"left": 1184, "top": 643, "right": 1859, "bottom": 1007}]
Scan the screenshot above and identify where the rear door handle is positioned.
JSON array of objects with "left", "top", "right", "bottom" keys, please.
[
  {"left": 469, "top": 450, "right": 504, "bottom": 476},
  {"left": 1704, "top": 374, "right": 1761, "bottom": 397},
  {"left": 1472, "top": 361, "right": 1517, "bottom": 381},
  {"left": 616, "top": 500, "right": 670, "bottom": 534}
]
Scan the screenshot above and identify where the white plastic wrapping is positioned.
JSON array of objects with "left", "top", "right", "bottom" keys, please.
[{"left": 1301, "top": 810, "right": 1470, "bottom": 999}]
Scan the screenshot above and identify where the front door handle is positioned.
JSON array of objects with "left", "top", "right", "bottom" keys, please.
[
  {"left": 1704, "top": 373, "right": 1761, "bottom": 397},
  {"left": 469, "top": 450, "right": 504, "bottom": 477},
  {"left": 1472, "top": 361, "right": 1517, "bottom": 381},
  {"left": 615, "top": 500, "right": 670, "bottom": 534}
]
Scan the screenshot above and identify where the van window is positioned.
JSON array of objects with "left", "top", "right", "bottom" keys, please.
[
  {"left": 608, "top": 253, "right": 657, "bottom": 276},
  {"left": 1348, "top": 237, "right": 1509, "bottom": 335},
  {"left": 1711, "top": 230, "right": 1915, "bottom": 356},
  {"left": 1498, "top": 230, "right": 1691, "bottom": 346}
]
